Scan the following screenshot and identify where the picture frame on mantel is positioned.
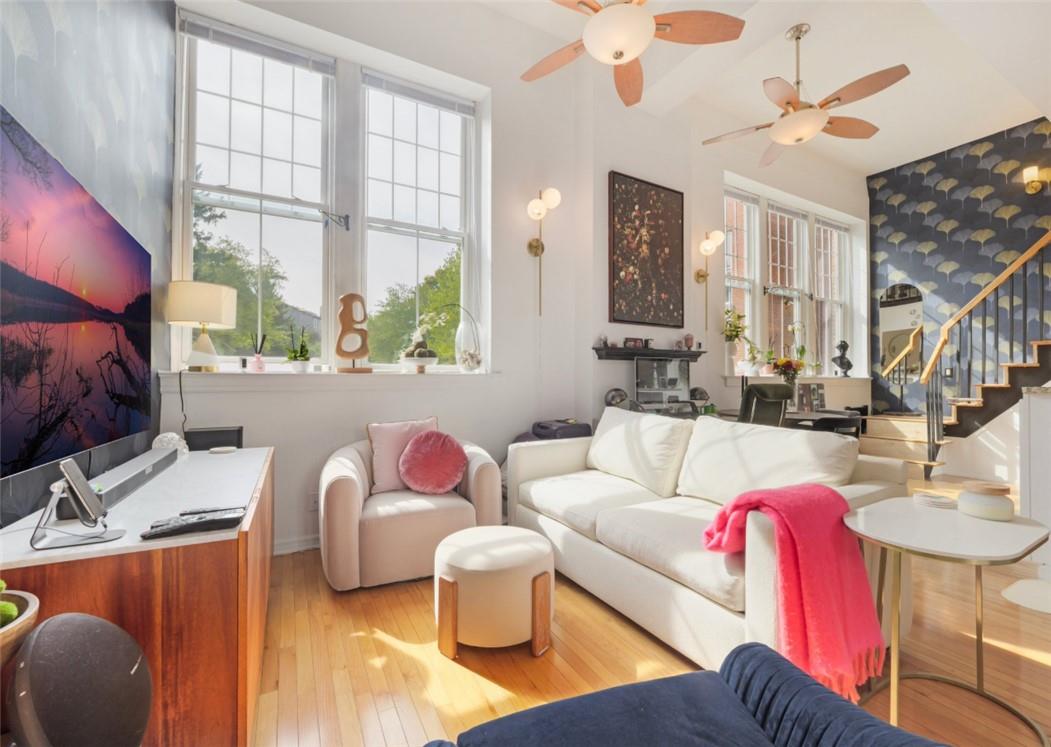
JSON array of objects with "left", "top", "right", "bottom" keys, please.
[{"left": 608, "top": 171, "right": 684, "bottom": 328}]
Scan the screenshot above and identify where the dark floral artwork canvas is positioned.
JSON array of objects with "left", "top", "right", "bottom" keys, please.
[{"left": 608, "top": 171, "right": 684, "bottom": 327}]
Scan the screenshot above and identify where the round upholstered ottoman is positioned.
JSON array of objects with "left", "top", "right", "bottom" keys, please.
[{"left": 434, "top": 526, "right": 554, "bottom": 659}]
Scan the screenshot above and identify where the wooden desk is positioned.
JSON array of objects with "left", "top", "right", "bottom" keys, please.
[{"left": 0, "top": 448, "right": 274, "bottom": 747}]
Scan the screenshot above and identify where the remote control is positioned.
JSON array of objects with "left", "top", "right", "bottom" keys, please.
[{"left": 141, "top": 508, "right": 246, "bottom": 540}]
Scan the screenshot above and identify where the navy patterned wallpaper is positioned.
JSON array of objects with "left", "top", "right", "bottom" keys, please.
[{"left": 868, "top": 118, "right": 1051, "bottom": 413}]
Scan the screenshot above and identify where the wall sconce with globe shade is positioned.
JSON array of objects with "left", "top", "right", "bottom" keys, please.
[
  {"left": 1023, "top": 165, "right": 1044, "bottom": 195},
  {"left": 526, "top": 187, "right": 561, "bottom": 315},
  {"left": 694, "top": 230, "right": 726, "bottom": 330}
]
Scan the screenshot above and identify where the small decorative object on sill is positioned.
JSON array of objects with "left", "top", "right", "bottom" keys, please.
[
  {"left": 722, "top": 307, "right": 746, "bottom": 344},
  {"left": 401, "top": 326, "right": 439, "bottom": 373},
  {"left": 152, "top": 432, "right": 189, "bottom": 460},
  {"left": 644, "top": 338, "right": 653, "bottom": 348},
  {"left": 597, "top": 334, "right": 609, "bottom": 348},
  {"left": 335, "top": 292, "right": 372, "bottom": 374},
  {"left": 286, "top": 324, "right": 311, "bottom": 373},
  {"left": 684, "top": 333, "right": 695, "bottom": 350},
  {"left": 958, "top": 481, "right": 1015, "bottom": 522},
  {"left": 422, "top": 303, "right": 484, "bottom": 373},
  {"left": 832, "top": 340, "right": 853, "bottom": 377},
  {"left": 674, "top": 340, "right": 684, "bottom": 350},
  {"left": 624, "top": 337, "right": 643, "bottom": 349},
  {"left": 250, "top": 332, "right": 267, "bottom": 373},
  {"left": 605, "top": 388, "right": 628, "bottom": 407},
  {"left": 771, "top": 357, "right": 805, "bottom": 388}
]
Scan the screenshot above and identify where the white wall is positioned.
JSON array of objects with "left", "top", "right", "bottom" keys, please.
[{"left": 162, "top": 1, "right": 872, "bottom": 552}]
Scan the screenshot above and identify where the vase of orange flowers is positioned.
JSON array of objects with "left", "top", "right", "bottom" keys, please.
[{"left": 771, "top": 356, "right": 805, "bottom": 388}]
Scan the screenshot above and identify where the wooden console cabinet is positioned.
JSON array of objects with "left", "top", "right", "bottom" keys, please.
[{"left": 0, "top": 447, "right": 274, "bottom": 746}]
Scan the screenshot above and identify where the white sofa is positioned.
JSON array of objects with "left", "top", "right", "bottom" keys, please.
[{"left": 507, "top": 407, "right": 910, "bottom": 671}]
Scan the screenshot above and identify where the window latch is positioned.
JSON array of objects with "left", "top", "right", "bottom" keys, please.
[{"left": 320, "top": 209, "right": 351, "bottom": 232}]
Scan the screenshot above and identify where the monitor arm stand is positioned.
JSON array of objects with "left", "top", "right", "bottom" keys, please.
[{"left": 30, "top": 481, "right": 126, "bottom": 551}]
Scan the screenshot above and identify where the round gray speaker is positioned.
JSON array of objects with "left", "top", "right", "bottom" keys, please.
[{"left": 5, "top": 613, "right": 152, "bottom": 747}]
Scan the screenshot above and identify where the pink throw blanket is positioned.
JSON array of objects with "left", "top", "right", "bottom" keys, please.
[{"left": 703, "top": 484, "right": 884, "bottom": 701}]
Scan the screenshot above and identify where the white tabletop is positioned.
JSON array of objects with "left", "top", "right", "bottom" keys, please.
[
  {"left": 845, "top": 497, "right": 1049, "bottom": 565},
  {"left": 0, "top": 447, "right": 272, "bottom": 571}
]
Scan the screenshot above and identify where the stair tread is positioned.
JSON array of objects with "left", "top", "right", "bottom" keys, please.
[{"left": 902, "top": 458, "right": 945, "bottom": 467}]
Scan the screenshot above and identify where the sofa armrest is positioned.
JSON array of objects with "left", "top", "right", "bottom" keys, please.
[
  {"left": 852, "top": 454, "right": 908, "bottom": 487},
  {"left": 506, "top": 437, "right": 592, "bottom": 525},
  {"left": 459, "top": 442, "right": 502, "bottom": 526},
  {"left": 744, "top": 512, "right": 779, "bottom": 650},
  {"left": 319, "top": 445, "right": 369, "bottom": 591},
  {"left": 721, "top": 643, "right": 942, "bottom": 745}
]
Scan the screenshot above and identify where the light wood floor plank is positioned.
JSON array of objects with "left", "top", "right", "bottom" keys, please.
[{"left": 262, "top": 550, "right": 1050, "bottom": 746}]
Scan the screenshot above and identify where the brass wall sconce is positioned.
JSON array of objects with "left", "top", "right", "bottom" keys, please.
[
  {"left": 694, "top": 230, "right": 725, "bottom": 330},
  {"left": 1023, "top": 165, "right": 1044, "bottom": 195},
  {"left": 527, "top": 187, "right": 561, "bottom": 315}
]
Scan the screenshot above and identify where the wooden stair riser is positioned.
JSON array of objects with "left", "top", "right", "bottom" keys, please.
[
  {"left": 864, "top": 416, "right": 928, "bottom": 441},
  {"left": 859, "top": 435, "right": 932, "bottom": 462}
]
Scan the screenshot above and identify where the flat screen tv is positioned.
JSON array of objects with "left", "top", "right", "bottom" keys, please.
[{"left": 1, "top": 105, "right": 151, "bottom": 479}]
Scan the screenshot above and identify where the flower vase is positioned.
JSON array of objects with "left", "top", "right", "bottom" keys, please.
[
  {"left": 455, "top": 317, "right": 483, "bottom": 373},
  {"left": 250, "top": 354, "right": 266, "bottom": 373}
]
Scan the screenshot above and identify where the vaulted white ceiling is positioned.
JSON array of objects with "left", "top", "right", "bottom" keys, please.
[{"left": 482, "top": 0, "right": 1048, "bottom": 175}]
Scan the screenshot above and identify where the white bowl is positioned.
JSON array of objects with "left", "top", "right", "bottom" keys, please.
[{"left": 400, "top": 355, "right": 438, "bottom": 373}]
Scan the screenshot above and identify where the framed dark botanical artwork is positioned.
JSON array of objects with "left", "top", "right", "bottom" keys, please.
[{"left": 608, "top": 171, "right": 684, "bottom": 328}]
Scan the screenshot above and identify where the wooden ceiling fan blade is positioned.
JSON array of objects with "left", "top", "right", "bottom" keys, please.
[
  {"left": 702, "top": 122, "right": 773, "bottom": 146},
  {"left": 818, "top": 64, "right": 910, "bottom": 109},
  {"left": 614, "top": 58, "right": 644, "bottom": 107},
  {"left": 759, "top": 141, "right": 785, "bottom": 168},
  {"left": 653, "top": 11, "right": 745, "bottom": 45},
  {"left": 763, "top": 77, "right": 799, "bottom": 112},
  {"left": 551, "top": 0, "right": 601, "bottom": 15},
  {"left": 521, "top": 40, "right": 585, "bottom": 82},
  {"left": 824, "top": 116, "right": 879, "bottom": 139}
]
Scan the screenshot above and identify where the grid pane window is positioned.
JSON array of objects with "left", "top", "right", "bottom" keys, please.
[
  {"left": 724, "top": 193, "right": 758, "bottom": 370},
  {"left": 365, "top": 85, "right": 469, "bottom": 365},
  {"left": 188, "top": 38, "right": 327, "bottom": 359},
  {"left": 766, "top": 206, "right": 806, "bottom": 359},
  {"left": 813, "top": 222, "right": 849, "bottom": 374}
]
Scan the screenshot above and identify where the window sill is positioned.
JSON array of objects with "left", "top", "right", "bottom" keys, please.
[
  {"left": 159, "top": 369, "right": 501, "bottom": 395},
  {"left": 719, "top": 374, "right": 871, "bottom": 386}
]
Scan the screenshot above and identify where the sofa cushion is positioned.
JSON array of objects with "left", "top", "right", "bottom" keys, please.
[
  {"left": 586, "top": 407, "right": 693, "bottom": 497},
  {"left": 454, "top": 670, "right": 774, "bottom": 747},
  {"left": 596, "top": 496, "right": 746, "bottom": 612},
  {"left": 367, "top": 417, "right": 438, "bottom": 494},
  {"left": 677, "top": 417, "right": 858, "bottom": 505},
  {"left": 519, "top": 470, "right": 661, "bottom": 540}
]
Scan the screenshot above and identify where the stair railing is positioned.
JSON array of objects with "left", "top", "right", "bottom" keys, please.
[
  {"left": 880, "top": 325, "right": 923, "bottom": 410},
  {"left": 917, "top": 229, "right": 1051, "bottom": 472}
]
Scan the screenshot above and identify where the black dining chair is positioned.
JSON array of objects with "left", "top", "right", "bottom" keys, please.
[
  {"left": 808, "top": 410, "right": 863, "bottom": 438},
  {"left": 738, "top": 384, "right": 794, "bottom": 427}
]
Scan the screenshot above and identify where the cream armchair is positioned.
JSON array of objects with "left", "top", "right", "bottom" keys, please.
[{"left": 319, "top": 439, "right": 502, "bottom": 591}]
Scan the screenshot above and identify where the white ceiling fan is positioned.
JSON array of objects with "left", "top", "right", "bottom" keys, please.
[
  {"left": 521, "top": 0, "right": 745, "bottom": 107},
  {"left": 702, "top": 23, "right": 910, "bottom": 166}
]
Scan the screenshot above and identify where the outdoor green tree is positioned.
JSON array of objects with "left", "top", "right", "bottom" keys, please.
[
  {"left": 367, "top": 249, "right": 462, "bottom": 364},
  {"left": 191, "top": 196, "right": 319, "bottom": 358}
]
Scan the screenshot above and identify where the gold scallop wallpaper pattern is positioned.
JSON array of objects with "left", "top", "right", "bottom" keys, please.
[{"left": 868, "top": 117, "right": 1051, "bottom": 413}]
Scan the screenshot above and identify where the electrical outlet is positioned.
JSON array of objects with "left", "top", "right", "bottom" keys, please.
[
  {"left": 309, "top": 493, "right": 319, "bottom": 512},
  {"left": 943, "top": 366, "right": 954, "bottom": 378}
]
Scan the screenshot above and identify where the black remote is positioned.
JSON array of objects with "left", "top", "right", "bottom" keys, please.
[{"left": 140, "top": 508, "right": 246, "bottom": 540}]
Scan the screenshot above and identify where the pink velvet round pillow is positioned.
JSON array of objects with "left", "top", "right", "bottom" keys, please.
[{"left": 398, "top": 430, "right": 468, "bottom": 495}]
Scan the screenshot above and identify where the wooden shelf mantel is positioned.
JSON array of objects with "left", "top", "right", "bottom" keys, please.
[{"left": 592, "top": 346, "right": 706, "bottom": 362}]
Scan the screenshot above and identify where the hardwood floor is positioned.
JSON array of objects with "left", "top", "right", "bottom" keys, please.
[{"left": 256, "top": 550, "right": 1050, "bottom": 747}]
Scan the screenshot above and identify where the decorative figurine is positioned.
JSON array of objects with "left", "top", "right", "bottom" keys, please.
[
  {"left": 832, "top": 340, "right": 853, "bottom": 377},
  {"left": 336, "top": 293, "right": 372, "bottom": 373},
  {"left": 684, "top": 333, "right": 695, "bottom": 350}
]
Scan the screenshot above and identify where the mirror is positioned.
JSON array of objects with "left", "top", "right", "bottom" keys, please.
[{"left": 879, "top": 283, "right": 923, "bottom": 383}]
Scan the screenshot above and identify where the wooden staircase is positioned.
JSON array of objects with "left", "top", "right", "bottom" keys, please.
[{"left": 880, "top": 230, "right": 1051, "bottom": 477}]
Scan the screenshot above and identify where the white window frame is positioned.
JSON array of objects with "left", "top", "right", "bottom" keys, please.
[
  {"left": 723, "top": 191, "right": 759, "bottom": 369},
  {"left": 722, "top": 188, "right": 856, "bottom": 376},
  {"left": 361, "top": 73, "right": 476, "bottom": 370},
  {"left": 172, "top": 14, "right": 335, "bottom": 367},
  {"left": 812, "top": 219, "right": 851, "bottom": 376},
  {"left": 172, "top": 13, "right": 488, "bottom": 373}
]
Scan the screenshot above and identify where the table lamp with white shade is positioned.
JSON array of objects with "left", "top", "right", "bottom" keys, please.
[{"left": 166, "top": 281, "right": 237, "bottom": 372}]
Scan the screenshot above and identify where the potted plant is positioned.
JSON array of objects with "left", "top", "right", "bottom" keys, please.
[
  {"left": 286, "top": 325, "right": 311, "bottom": 373},
  {"left": 740, "top": 336, "right": 763, "bottom": 376},
  {"left": 0, "top": 578, "right": 39, "bottom": 666}
]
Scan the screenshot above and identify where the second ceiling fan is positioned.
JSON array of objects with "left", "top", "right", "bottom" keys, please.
[
  {"left": 703, "top": 23, "right": 910, "bottom": 166},
  {"left": 521, "top": 0, "right": 745, "bottom": 107}
]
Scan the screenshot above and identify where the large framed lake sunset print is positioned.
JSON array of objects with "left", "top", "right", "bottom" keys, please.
[{"left": 1, "top": 106, "right": 151, "bottom": 478}]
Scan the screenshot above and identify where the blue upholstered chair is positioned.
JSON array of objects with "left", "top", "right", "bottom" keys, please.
[{"left": 424, "top": 643, "right": 942, "bottom": 747}]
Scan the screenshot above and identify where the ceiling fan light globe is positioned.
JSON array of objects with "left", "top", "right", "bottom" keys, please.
[
  {"left": 769, "top": 106, "right": 829, "bottom": 145},
  {"left": 582, "top": 3, "right": 655, "bottom": 66}
]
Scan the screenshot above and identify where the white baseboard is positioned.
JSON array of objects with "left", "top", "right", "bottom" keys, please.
[{"left": 274, "top": 534, "right": 319, "bottom": 556}]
